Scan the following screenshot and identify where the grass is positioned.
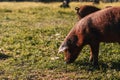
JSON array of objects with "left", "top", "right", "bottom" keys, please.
[{"left": 0, "top": 2, "right": 120, "bottom": 80}]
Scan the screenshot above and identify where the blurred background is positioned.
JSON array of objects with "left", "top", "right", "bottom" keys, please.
[{"left": 0, "top": 0, "right": 119, "bottom": 4}]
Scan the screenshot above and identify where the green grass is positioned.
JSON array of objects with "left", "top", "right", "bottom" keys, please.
[{"left": 0, "top": 2, "right": 120, "bottom": 80}]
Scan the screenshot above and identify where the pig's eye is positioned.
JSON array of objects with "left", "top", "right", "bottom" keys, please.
[
  {"left": 67, "top": 39, "right": 71, "bottom": 45},
  {"left": 67, "top": 35, "right": 78, "bottom": 46}
]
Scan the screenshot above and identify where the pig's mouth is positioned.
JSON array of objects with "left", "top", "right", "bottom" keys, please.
[{"left": 64, "top": 53, "right": 77, "bottom": 64}]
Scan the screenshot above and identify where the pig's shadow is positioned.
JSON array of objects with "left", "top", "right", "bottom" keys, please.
[{"left": 73, "top": 60, "right": 120, "bottom": 72}]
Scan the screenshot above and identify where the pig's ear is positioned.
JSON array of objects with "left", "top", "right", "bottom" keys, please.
[
  {"left": 58, "top": 44, "right": 68, "bottom": 54},
  {"left": 75, "top": 7, "right": 79, "bottom": 11}
]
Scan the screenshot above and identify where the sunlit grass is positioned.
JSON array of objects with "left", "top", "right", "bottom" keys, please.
[{"left": 0, "top": 2, "right": 120, "bottom": 79}]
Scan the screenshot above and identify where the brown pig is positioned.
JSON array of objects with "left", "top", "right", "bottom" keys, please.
[
  {"left": 75, "top": 5, "right": 100, "bottom": 20},
  {"left": 59, "top": 7, "right": 120, "bottom": 66}
]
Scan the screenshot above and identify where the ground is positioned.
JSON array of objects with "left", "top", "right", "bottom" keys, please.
[{"left": 0, "top": 2, "right": 120, "bottom": 80}]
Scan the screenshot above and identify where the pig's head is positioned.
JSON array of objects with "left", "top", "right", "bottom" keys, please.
[
  {"left": 58, "top": 32, "right": 84, "bottom": 64},
  {"left": 75, "top": 5, "right": 100, "bottom": 20}
]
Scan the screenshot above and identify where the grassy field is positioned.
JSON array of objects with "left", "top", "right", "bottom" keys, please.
[{"left": 0, "top": 2, "right": 120, "bottom": 80}]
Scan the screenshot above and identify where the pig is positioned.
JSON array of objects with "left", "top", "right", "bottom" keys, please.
[
  {"left": 58, "top": 7, "right": 120, "bottom": 66},
  {"left": 75, "top": 5, "right": 100, "bottom": 20}
]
